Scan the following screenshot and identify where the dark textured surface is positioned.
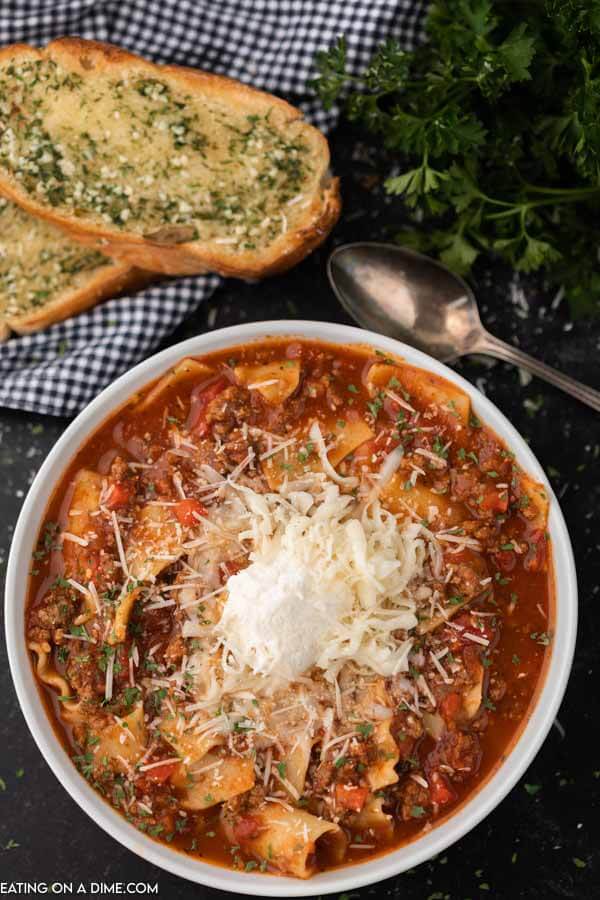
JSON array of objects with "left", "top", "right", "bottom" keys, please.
[{"left": 1, "top": 125, "right": 599, "bottom": 898}]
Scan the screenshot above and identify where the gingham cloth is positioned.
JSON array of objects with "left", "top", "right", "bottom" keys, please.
[{"left": 0, "top": 0, "right": 426, "bottom": 416}]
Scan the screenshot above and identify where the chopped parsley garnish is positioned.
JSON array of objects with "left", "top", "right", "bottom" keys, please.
[
  {"left": 367, "top": 393, "right": 384, "bottom": 418},
  {"left": 297, "top": 441, "right": 314, "bottom": 463},
  {"left": 150, "top": 688, "right": 167, "bottom": 712},
  {"left": 32, "top": 521, "right": 61, "bottom": 560},
  {"left": 122, "top": 686, "right": 141, "bottom": 708},
  {"left": 524, "top": 783, "right": 542, "bottom": 796},
  {"left": 530, "top": 631, "right": 552, "bottom": 646},
  {"left": 432, "top": 436, "right": 448, "bottom": 458}
]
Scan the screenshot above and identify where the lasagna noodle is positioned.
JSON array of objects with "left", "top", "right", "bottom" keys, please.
[
  {"left": 63, "top": 468, "right": 103, "bottom": 573},
  {"left": 27, "top": 470, "right": 105, "bottom": 718},
  {"left": 111, "top": 503, "right": 183, "bottom": 643},
  {"left": 234, "top": 360, "right": 300, "bottom": 404},
  {"left": 28, "top": 639, "right": 82, "bottom": 722},
  {"left": 262, "top": 415, "right": 373, "bottom": 491},
  {"left": 160, "top": 710, "right": 225, "bottom": 768},
  {"left": 381, "top": 472, "right": 462, "bottom": 527},
  {"left": 350, "top": 795, "right": 394, "bottom": 841},
  {"left": 179, "top": 753, "right": 255, "bottom": 810},
  {"left": 226, "top": 804, "right": 346, "bottom": 878},
  {"left": 135, "top": 358, "right": 214, "bottom": 412},
  {"left": 91, "top": 703, "right": 147, "bottom": 772},
  {"left": 367, "top": 362, "right": 472, "bottom": 425}
]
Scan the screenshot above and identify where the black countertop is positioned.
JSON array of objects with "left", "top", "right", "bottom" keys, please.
[{"left": 1, "top": 127, "right": 599, "bottom": 898}]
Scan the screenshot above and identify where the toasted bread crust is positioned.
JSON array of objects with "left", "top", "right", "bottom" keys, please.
[
  {"left": 0, "top": 38, "right": 341, "bottom": 278},
  {"left": 5, "top": 262, "right": 150, "bottom": 338}
]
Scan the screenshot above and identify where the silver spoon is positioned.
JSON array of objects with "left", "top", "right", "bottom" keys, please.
[{"left": 328, "top": 241, "right": 600, "bottom": 413}]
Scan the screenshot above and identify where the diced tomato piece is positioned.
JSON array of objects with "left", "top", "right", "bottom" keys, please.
[
  {"left": 335, "top": 783, "right": 369, "bottom": 812},
  {"left": 383, "top": 395, "right": 401, "bottom": 419},
  {"left": 220, "top": 559, "right": 244, "bottom": 583},
  {"left": 480, "top": 486, "right": 509, "bottom": 514},
  {"left": 188, "top": 377, "right": 229, "bottom": 434},
  {"left": 285, "top": 343, "right": 303, "bottom": 360},
  {"left": 442, "top": 612, "right": 472, "bottom": 649},
  {"left": 352, "top": 438, "right": 377, "bottom": 462},
  {"left": 440, "top": 691, "right": 462, "bottom": 723},
  {"left": 462, "top": 643, "right": 484, "bottom": 678},
  {"left": 175, "top": 498, "right": 207, "bottom": 527},
  {"left": 524, "top": 529, "right": 547, "bottom": 572},
  {"left": 105, "top": 481, "right": 131, "bottom": 510},
  {"left": 146, "top": 761, "right": 179, "bottom": 784},
  {"left": 114, "top": 642, "right": 131, "bottom": 687},
  {"left": 446, "top": 547, "right": 478, "bottom": 567},
  {"left": 233, "top": 815, "right": 261, "bottom": 842},
  {"left": 429, "top": 770, "right": 456, "bottom": 806},
  {"left": 494, "top": 549, "right": 516, "bottom": 572}
]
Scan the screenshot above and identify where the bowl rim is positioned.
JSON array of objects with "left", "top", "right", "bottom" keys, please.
[{"left": 5, "top": 319, "right": 578, "bottom": 897}]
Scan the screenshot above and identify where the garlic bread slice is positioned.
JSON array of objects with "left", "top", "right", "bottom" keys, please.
[
  {"left": 0, "top": 38, "right": 340, "bottom": 278},
  {"left": 0, "top": 198, "right": 143, "bottom": 338}
]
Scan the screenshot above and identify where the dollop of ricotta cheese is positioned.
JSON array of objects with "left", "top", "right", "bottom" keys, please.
[
  {"left": 219, "top": 550, "right": 352, "bottom": 681},
  {"left": 216, "top": 482, "right": 425, "bottom": 685}
]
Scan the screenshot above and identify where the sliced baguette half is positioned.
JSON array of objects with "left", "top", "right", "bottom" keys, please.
[
  {"left": 0, "top": 38, "right": 341, "bottom": 278},
  {"left": 0, "top": 197, "right": 145, "bottom": 339}
]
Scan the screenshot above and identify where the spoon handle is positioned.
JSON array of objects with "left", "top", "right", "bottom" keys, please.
[{"left": 475, "top": 331, "right": 600, "bottom": 413}]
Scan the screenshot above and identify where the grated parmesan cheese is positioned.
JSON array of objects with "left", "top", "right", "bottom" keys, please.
[{"left": 216, "top": 479, "right": 424, "bottom": 684}]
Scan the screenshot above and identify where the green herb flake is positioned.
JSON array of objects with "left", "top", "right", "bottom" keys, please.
[
  {"left": 524, "top": 783, "right": 542, "bottom": 796},
  {"left": 410, "top": 805, "right": 426, "bottom": 818}
]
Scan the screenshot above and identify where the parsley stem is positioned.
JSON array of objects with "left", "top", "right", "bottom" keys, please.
[{"left": 522, "top": 183, "right": 600, "bottom": 197}]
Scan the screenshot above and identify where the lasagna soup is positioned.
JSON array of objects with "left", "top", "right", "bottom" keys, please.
[{"left": 26, "top": 339, "right": 553, "bottom": 878}]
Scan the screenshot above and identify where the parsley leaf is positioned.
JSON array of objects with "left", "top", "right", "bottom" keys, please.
[{"left": 313, "top": 1, "right": 600, "bottom": 315}]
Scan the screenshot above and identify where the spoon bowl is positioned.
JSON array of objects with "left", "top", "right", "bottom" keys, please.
[
  {"left": 328, "top": 242, "right": 483, "bottom": 363},
  {"left": 327, "top": 241, "right": 600, "bottom": 412}
]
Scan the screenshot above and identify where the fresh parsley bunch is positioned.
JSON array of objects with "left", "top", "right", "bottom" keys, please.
[{"left": 313, "top": 0, "right": 600, "bottom": 314}]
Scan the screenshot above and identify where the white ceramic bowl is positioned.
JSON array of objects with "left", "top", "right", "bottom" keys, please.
[{"left": 6, "top": 321, "right": 577, "bottom": 897}]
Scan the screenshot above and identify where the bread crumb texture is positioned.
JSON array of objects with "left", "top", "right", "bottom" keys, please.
[
  {"left": 0, "top": 196, "right": 110, "bottom": 318},
  {"left": 0, "top": 45, "right": 331, "bottom": 259}
]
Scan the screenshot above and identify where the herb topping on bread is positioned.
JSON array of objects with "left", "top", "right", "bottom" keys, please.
[
  {"left": 0, "top": 197, "right": 139, "bottom": 339},
  {"left": 0, "top": 39, "right": 340, "bottom": 277}
]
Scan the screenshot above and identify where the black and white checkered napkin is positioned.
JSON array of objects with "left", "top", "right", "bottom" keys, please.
[{"left": 0, "top": 0, "right": 426, "bottom": 417}]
